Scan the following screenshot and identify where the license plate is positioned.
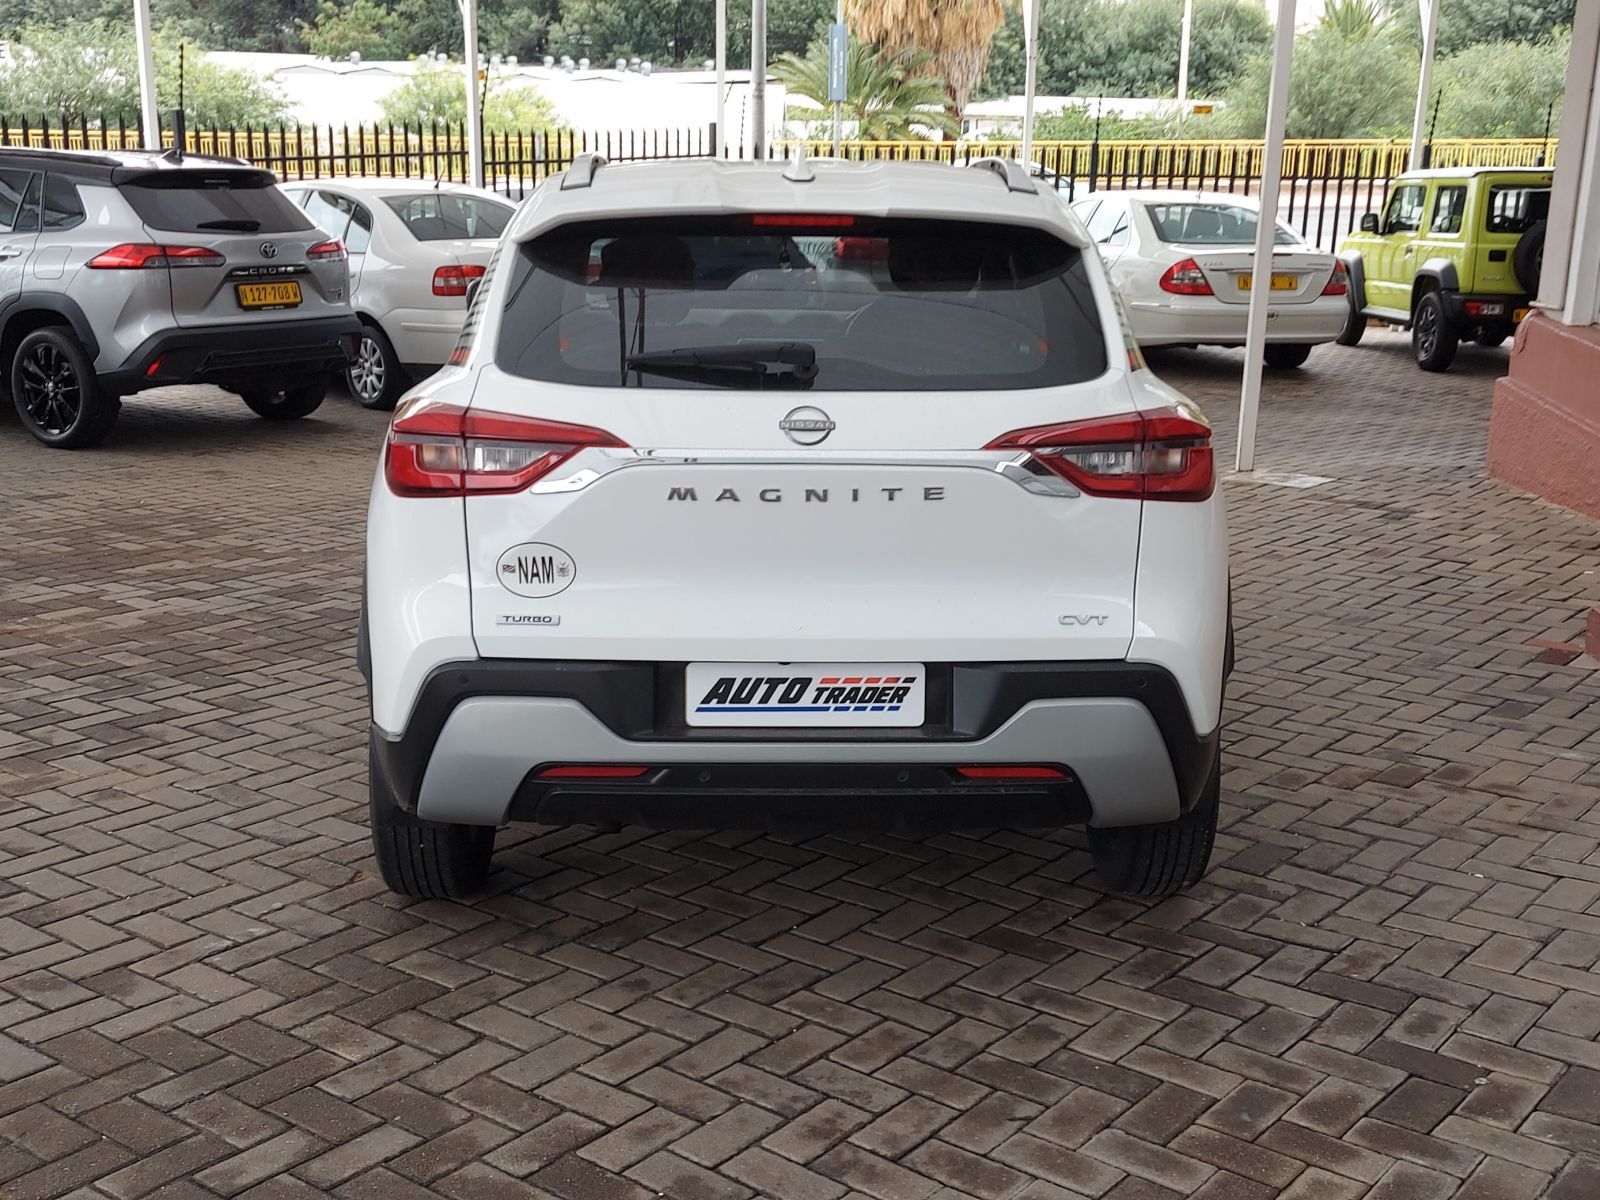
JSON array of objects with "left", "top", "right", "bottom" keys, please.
[
  {"left": 1237, "top": 273, "right": 1299, "bottom": 291},
  {"left": 1514, "top": 307, "right": 1530, "bottom": 322},
  {"left": 685, "top": 662, "right": 926, "bottom": 728},
  {"left": 236, "top": 281, "right": 302, "bottom": 310}
]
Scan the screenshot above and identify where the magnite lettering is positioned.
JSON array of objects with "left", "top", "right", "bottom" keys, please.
[{"left": 669, "top": 486, "right": 946, "bottom": 503}]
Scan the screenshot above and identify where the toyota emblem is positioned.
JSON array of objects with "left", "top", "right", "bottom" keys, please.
[
  {"left": 259, "top": 241, "right": 278, "bottom": 259},
  {"left": 779, "top": 406, "right": 835, "bottom": 446}
]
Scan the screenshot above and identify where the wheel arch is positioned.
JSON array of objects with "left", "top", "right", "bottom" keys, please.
[
  {"left": 1337, "top": 250, "right": 1368, "bottom": 311},
  {"left": 0, "top": 295, "right": 101, "bottom": 375},
  {"left": 1410, "top": 260, "right": 1459, "bottom": 312}
]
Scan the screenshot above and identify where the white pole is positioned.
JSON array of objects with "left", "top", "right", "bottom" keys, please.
[
  {"left": 132, "top": 0, "right": 161, "bottom": 150},
  {"left": 1236, "top": 0, "right": 1297, "bottom": 475},
  {"left": 1409, "top": 0, "right": 1438, "bottom": 170},
  {"left": 751, "top": 0, "right": 767, "bottom": 159},
  {"left": 1021, "top": 0, "right": 1040, "bottom": 162},
  {"left": 1178, "top": 0, "right": 1194, "bottom": 105},
  {"left": 716, "top": 0, "right": 727, "bottom": 157},
  {"left": 831, "top": 0, "right": 844, "bottom": 158},
  {"left": 460, "top": 0, "right": 484, "bottom": 188}
]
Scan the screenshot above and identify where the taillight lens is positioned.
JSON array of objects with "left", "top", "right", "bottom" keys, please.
[
  {"left": 1321, "top": 261, "right": 1349, "bottom": 296},
  {"left": 433, "top": 264, "right": 487, "bottom": 296},
  {"left": 308, "top": 239, "right": 347, "bottom": 262},
  {"left": 1158, "top": 258, "right": 1213, "bottom": 296},
  {"left": 88, "top": 243, "right": 224, "bottom": 269},
  {"left": 988, "top": 406, "right": 1215, "bottom": 502},
  {"left": 384, "top": 399, "right": 626, "bottom": 497}
]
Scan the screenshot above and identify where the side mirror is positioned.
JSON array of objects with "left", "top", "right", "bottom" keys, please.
[
  {"left": 464, "top": 277, "right": 481, "bottom": 308},
  {"left": 1360, "top": 213, "right": 1380, "bottom": 234}
]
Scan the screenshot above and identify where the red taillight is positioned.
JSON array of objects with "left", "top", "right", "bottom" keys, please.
[
  {"left": 536, "top": 765, "right": 650, "bottom": 779},
  {"left": 145, "top": 356, "right": 164, "bottom": 378},
  {"left": 433, "top": 263, "right": 488, "bottom": 296},
  {"left": 1158, "top": 258, "right": 1213, "bottom": 296},
  {"left": 88, "top": 243, "right": 224, "bottom": 269},
  {"left": 1321, "top": 261, "right": 1349, "bottom": 296},
  {"left": 1463, "top": 300, "right": 1506, "bottom": 317},
  {"left": 750, "top": 214, "right": 857, "bottom": 228},
  {"left": 308, "top": 239, "right": 347, "bottom": 262},
  {"left": 384, "top": 399, "right": 626, "bottom": 497},
  {"left": 834, "top": 236, "right": 890, "bottom": 261},
  {"left": 955, "top": 766, "right": 1067, "bottom": 780},
  {"left": 987, "top": 406, "right": 1215, "bottom": 502}
]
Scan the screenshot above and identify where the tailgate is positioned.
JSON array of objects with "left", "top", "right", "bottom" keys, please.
[{"left": 1178, "top": 247, "right": 1335, "bottom": 305}]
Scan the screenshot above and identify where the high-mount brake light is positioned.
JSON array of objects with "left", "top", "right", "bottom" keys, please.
[
  {"left": 1321, "top": 261, "right": 1350, "bottom": 296},
  {"left": 988, "top": 406, "right": 1215, "bottom": 502},
  {"left": 433, "top": 263, "right": 488, "bottom": 296},
  {"left": 750, "top": 214, "right": 857, "bottom": 228},
  {"left": 88, "top": 244, "right": 225, "bottom": 269},
  {"left": 384, "top": 400, "right": 626, "bottom": 497},
  {"left": 1158, "top": 258, "right": 1213, "bottom": 296}
]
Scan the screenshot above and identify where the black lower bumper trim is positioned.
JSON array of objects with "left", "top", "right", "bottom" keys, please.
[
  {"left": 103, "top": 315, "right": 363, "bottom": 393},
  {"left": 370, "top": 659, "right": 1220, "bottom": 825}
]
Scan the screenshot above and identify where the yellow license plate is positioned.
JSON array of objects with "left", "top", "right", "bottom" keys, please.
[
  {"left": 236, "top": 281, "right": 302, "bottom": 310},
  {"left": 1514, "top": 307, "right": 1530, "bottom": 322},
  {"left": 1237, "top": 273, "right": 1299, "bottom": 291}
]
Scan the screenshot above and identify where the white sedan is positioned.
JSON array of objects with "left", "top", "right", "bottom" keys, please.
[
  {"left": 1070, "top": 189, "right": 1349, "bottom": 369},
  {"left": 282, "top": 179, "right": 516, "bottom": 408}
]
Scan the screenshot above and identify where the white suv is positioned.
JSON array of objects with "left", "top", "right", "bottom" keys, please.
[{"left": 360, "top": 154, "right": 1232, "bottom": 901}]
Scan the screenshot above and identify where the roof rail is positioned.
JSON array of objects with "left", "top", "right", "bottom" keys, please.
[
  {"left": 967, "top": 157, "right": 1037, "bottom": 195},
  {"left": 561, "top": 152, "right": 608, "bottom": 190}
]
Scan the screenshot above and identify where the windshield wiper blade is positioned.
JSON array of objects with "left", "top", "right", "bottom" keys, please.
[
  {"left": 195, "top": 218, "right": 261, "bottom": 231},
  {"left": 624, "top": 342, "right": 818, "bottom": 388}
]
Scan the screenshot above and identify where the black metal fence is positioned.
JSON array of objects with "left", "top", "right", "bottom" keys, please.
[{"left": 0, "top": 115, "right": 1552, "bottom": 252}]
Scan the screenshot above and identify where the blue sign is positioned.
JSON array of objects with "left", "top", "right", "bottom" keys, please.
[{"left": 828, "top": 23, "right": 848, "bottom": 102}]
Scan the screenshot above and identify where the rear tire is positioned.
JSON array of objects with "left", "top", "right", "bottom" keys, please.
[
  {"left": 242, "top": 377, "right": 326, "bottom": 420},
  {"left": 1411, "top": 291, "right": 1458, "bottom": 372},
  {"left": 1263, "top": 343, "right": 1313, "bottom": 370},
  {"left": 1088, "top": 753, "right": 1220, "bottom": 898},
  {"left": 369, "top": 748, "right": 495, "bottom": 899},
  {"left": 346, "top": 324, "right": 409, "bottom": 411},
  {"left": 11, "top": 327, "right": 120, "bottom": 449},
  {"left": 1335, "top": 288, "right": 1366, "bottom": 346}
]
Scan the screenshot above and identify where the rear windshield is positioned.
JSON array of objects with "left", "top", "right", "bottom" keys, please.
[
  {"left": 385, "top": 193, "right": 513, "bottom": 241},
  {"left": 1485, "top": 185, "right": 1550, "bottom": 235},
  {"left": 120, "top": 171, "right": 313, "bottom": 234},
  {"left": 1145, "top": 202, "right": 1297, "bottom": 245},
  {"left": 495, "top": 216, "right": 1108, "bottom": 390}
]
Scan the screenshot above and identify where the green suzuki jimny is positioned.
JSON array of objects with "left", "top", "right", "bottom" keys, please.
[{"left": 1336, "top": 167, "right": 1552, "bottom": 372}]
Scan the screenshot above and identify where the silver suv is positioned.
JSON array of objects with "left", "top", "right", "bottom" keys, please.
[{"left": 0, "top": 148, "right": 361, "bottom": 448}]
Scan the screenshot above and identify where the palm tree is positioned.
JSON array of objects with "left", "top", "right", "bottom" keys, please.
[
  {"left": 774, "top": 41, "right": 960, "bottom": 140},
  {"left": 1320, "top": 0, "right": 1393, "bottom": 39},
  {"left": 845, "top": 0, "right": 1007, "bottom": 118}
]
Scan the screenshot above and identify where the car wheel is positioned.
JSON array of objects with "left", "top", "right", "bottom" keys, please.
[
  {"left": 11, "top": 327, "right": 120, "bottom": 449},
  {"left": 347, "top": 324, "right": 409, "bottom": 411},
  {"left": 369, "top": 747, "right": 495, "bottom": 899},
  {"left": 1411, "top": 291, "right": 1458, "bottom": 372},
  {"left": 1334, "top": 288, "right": 1366, "bottom": 346},
  {"left": 1088, "top": 752, "right": 1219, "bottom": 898},
  {"left": 1263, "top": 343, "right": 1313, "bottom": 370},
  {"left": 241, "top": 377, "right": 327, "bottom": 420}
]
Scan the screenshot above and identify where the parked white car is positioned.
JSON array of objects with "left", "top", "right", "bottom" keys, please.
[
  {"left": 360, "top": 154, "right": 1232, "bottom": 901},
  {"left": 282, "top": 179, "right": 516, "bottom": 408},
  {"left": 1071, "top": 189, "right": 1349, "bottom": 369}
]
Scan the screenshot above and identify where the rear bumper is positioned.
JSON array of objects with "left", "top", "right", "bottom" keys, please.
[
  {"left": 103, "top": 315, "right": 363, "bottom": 393},
  {"left": 369, "top": 659, "right": 1220, "bottom": 833},
  {"left": 1128, "top": 297, "right": 1346, "bottom": 346},
  {"left": 1441, "top": 292, "right": 1531, "bottom": 333}
]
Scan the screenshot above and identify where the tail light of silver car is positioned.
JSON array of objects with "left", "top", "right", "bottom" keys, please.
[
  {"left": 1158, "top": 258, "right": 1214, "bottom": 296},
  {"left": 88, "top": 244, "right": 225, "bottom": 269},
  {"left": 1321, "top": 262, "right": 1350, "bottom": 296},
  {"left": 308, "top": 239, "right": 348, "bottom": 262},
  {"left": 384, "top": 399, "right": 625, "bottom": 497},
  {"left": 988, "top": 406, "right": 1215, "bottom": 501}
]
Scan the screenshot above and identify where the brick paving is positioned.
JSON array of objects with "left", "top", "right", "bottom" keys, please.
[{"left": 1, "top": 330, "right": 1598, "bottom": 1199}]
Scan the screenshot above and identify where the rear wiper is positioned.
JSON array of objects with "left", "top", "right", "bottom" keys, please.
[
  {"left": 195, "top": 218, "right": 261, "bottom": 231},
  {"left": 624, "top": 342, "right": 818, "bottom": 388}
]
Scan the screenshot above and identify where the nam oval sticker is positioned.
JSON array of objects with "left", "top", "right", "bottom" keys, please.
[{"left": 496, "top": 542, "right": 576, "bottom": 598}]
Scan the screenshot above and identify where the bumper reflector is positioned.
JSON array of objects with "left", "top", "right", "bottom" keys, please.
[
  {"left": 535, "top": 765, "right": 651, "bottom": 779},
  {"left": 955, "top": 765, "right": 1067, "bottom": 780}
]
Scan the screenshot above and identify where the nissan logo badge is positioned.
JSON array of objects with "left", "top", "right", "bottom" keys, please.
[{"left": 779, "top": 405, "right": 835, "bottom": 446}]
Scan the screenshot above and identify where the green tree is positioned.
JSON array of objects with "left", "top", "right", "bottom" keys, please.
[
  {"left": 1218, "top": 24, "right": 1416, "bottom": 138},
  {"left": 303, "top": 0, "right": 406, "bottom": 59},
  {"left": 1432, "top": 33, "right": 1568, "bottom": 137},
  {"left": 1319, "top": 0, "right": 1393, "bottom": 39},
  {"left": 0, "top": 22, "right": 289, "bottom": 124},
  {"left": 378, "top": 59, "right": 561, "bottom": 131},
  {"left": 774, "top": 39, "right": 959, "bottom": 139},
  {"left": 1390, "top": 0, "right": 1576, "bottom": 57}
]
